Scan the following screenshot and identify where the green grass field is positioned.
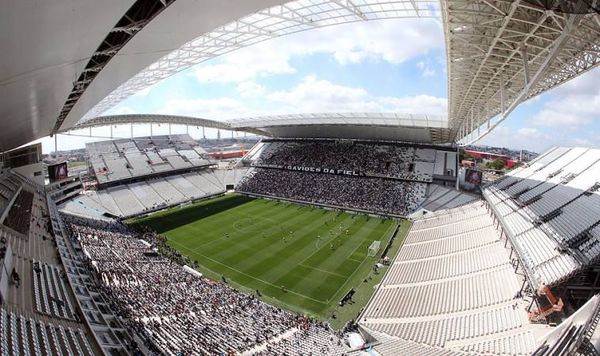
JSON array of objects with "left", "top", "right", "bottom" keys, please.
[{"left": 129, "top": 194, "right": 408, "bottom": 326}]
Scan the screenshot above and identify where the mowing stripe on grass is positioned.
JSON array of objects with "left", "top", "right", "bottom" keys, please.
[
  {"left": 133, "top": 194, "right": 399, "bottom": 318},
  {"left": 168, "top": 238, "right": 329, "bottom": 305}
]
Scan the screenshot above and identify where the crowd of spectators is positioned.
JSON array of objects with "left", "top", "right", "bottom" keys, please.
[
  {"left": 255, "top": 140, "right": 432, "bottom": 182},
  {"left": 238, "top": 168, "right": 427, "bottom": 216},
  {"left": 64, "top": 216, "right": 347, "bottom": 355}
]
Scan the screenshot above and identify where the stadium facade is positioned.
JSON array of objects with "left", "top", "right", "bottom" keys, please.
[{"left": 1, "top": 1, "right": 600, "bottom": 355}]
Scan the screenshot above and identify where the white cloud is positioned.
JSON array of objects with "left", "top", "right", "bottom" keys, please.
[
  {"left": 530, "top": 68, "right": 600, "bottom": 128},
  {"left": 236, "top": 81, "right": 266, "bottom": 98},
  {"left": 416, "top": 61, "right": 435, "bottom": 77},
  {"left": 192, "top": 45, "right": 295, "bottom": 83},
  {"left": 267, "top": 75, "right": 370, "bottom": 111},
  {"left": 377, "top": 95, "right": 447, "bottom": 115},
  {"left": 267, "top": 75, "right": 447, "bottom": 115},
  {"left": 191, "top": 18, "right": 443, "bottom": 84},
  {"left": 158, "top": 75, "right": 447, "bottom": 121},
  {"left": 157, "top": 97, "right": 252, "bottom": 120}
]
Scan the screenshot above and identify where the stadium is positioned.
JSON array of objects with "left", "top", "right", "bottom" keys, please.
[{"left": 1, "top": 1, "right": 600, "bottom": 355}]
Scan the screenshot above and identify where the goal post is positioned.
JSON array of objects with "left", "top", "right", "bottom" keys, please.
[{"left": 368, "top": 241, "right": 381, "bottom": 257}]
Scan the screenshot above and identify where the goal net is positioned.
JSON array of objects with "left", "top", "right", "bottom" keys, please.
[{"left": 368, "top": 241, "right": 381, "bottom": 257}]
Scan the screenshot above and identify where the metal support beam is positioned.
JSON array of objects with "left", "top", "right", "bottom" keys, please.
[
  {"left": 520, "top": 279, "right": 527, "bottom": 295},
  {"left": 500, "top": 71, "right": 505, "bottom": 115},
  {"left": 522, "top": 46, "right": 530, "bottom": 86},
  {"left": 455, "top": 144, "right": 460, "bottom": 190},
  {"left": 461, "top": 9, "right": 587, "bottom": 145},
  {"left": 527, "top": 297, "right": 535, "bottom": 313},
  {"left": 332, "top": 0, "right": 367, "bottom": 20}
]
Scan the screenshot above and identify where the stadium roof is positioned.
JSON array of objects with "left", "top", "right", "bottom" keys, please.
[
  {"left": 227, "top": 113, "right": 453, "bottom": 143},
  {"left": 0, "top": 0, "right": 286, "bottom": 151},
  {"left": 64, "top": 112, "right": 452, "bottom": 144},
  {"left": 445, "top": 1, "right": 600, "bottom": 143},
  {"left": 1, "top": 0, "right": 599, "bottom": 151}
]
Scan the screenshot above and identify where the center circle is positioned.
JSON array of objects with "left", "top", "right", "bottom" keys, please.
[{"left": 232, "top": 216, "right": 278, "bottom": 233}]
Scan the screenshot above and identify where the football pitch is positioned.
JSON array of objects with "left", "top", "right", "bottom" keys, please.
[{"left": 129, "top": 194, "right": 408, "bottom": 322}]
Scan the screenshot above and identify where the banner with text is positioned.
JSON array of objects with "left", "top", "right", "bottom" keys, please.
[{"left": 254, "top": 164, "right": 364, "bottom": 177}]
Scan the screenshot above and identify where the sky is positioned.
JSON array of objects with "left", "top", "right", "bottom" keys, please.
[{"left": 37, "top": 17, "right": 600, "bottom": 154}]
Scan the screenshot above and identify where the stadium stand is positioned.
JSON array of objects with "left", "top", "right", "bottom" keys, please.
[
  {"left": 420, "top": 184, "right": 478, "bottom": 212},
  {"left": 214, "top": 167, "right": 249, "bottom": 189},
  {"left": 238, "top": 139, "right": 470, "bottom": 216},
  {"left": 0, "top": 174, "right": 105, "bottom": 355},
  {"left": 238, "top": 168, "right": 427, "bottom": 216},
  {"left": 4, "top": 142, "right": 600, "bottom": 355},
  {"left": 359, "top": 201, "right": 544, "bottom": 355},
  {"left": 87, "top": 135, "right": 213, "bottom": 185},
  {"left": 32, "top": 260, "right": 77, "bottom": 320},
  {"left": 1, "top": 308, "right": 96, "bottom": 356},
  {"left": 57, "top": 214, "right": 348, "bottom": 355},
  {"left": 253, "top": 139, "right": 444, "bottom": 182},
  {"left": 58, "top": 135, "right": 228, "bottom": 219},
  {"left": 66, "top": 171, "right": 227, "bottom": 218},
  {"left": 484, "top": 147, "right": 600, "bottom": 290}
]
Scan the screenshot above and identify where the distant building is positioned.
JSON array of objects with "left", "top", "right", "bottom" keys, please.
[{"left": 464, "top": 149, "right": 517, "bottom": 168}]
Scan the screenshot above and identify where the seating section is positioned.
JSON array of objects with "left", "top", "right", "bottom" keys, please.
[
  {"left": 386, "top": 243, "right": 509, "bottom": 285},
  {"left": 64, "top": 170, "right": 226, "bottom": 218},
  {"left": 213, "top": 168, "right": 249, "bottom": 188},
  {"left": 147, "top": 178, "right": 186, "bottom": 204},
  {"left": 252, "top": 140, "right": 452, "bottom": 182},
  {"left": 107, "top": 185, "right": 145, "bottom": 217},
  {"left": 168, "top": 175, "right": 203, "bottom": 199},
  {"left": 182, "top": 171, "right": 223, "bottom": 195},
  {"left": 361, "top": 202, "right": 539, "bottom": 355},
  {"left": 0, "top": 173, "right": 24, "bottom": 214},
  {"left": 96, "top": 190, "right": 123, "bottom": 216},
  {"left": 87, "top": 134, "right": 213, "bottom": 184},
  {"left": 238, "top": 168, "right": 427, "bottom": 216},
  {"left": 125, "top": 152, "right": 153, "bottom": 176},
  {"left": 1, "top": 308, "right": 95, "bottom": 356},
  {"left": 32, "top": 260, "right": 76, "bottom": 320},
  {"left": 253, "top": 325, "right": 347, "bottom": 355},
  {"left": 367, "top": 266, "right": 519, "bottom": 319},
  {"left": 484, "top": 147, "right": 600, "bottom": 288},
  {"left": 45, "top": 198, "right": 138, "bottom": 354},
  {"left": 62, "top": 215, "right": 347, "bottom": 355},
  {"left": 0, "top": 180, "right": 111, "bottom": 355},
  {"left": 128, "top": 182, "right": 165, "bottom": 210},
  {"left": 420, "top": 185, "right": 478, "bottom": 212},
  {"left": 364, "top": 303, "right": 526, "bottom": 347}
]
